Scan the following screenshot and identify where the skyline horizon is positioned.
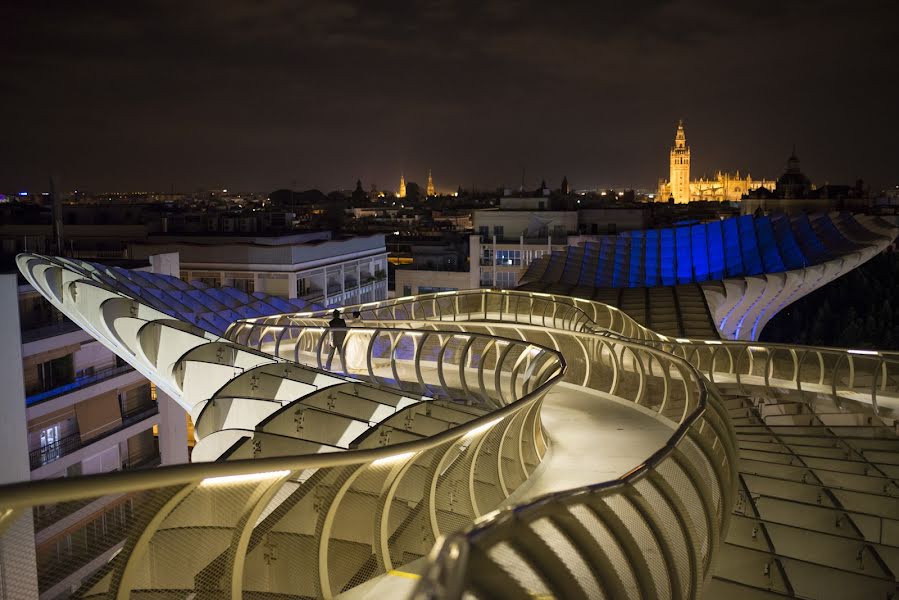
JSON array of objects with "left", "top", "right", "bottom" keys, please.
[{"left": 2, "top": 130, "right": 888, "bottom": 196}]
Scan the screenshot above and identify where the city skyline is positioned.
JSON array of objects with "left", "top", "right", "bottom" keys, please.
[{"left": 2, "top": 1, "right": 897, "bottom": 193}]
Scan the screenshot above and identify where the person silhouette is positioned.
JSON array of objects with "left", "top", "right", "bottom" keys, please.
[{"left": 325, "top": 309, "right": 347, "bottom": 371}]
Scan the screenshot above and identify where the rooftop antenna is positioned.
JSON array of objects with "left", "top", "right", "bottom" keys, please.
[{"left": 50, "top": 175, "right": 64, "bottom": 257}]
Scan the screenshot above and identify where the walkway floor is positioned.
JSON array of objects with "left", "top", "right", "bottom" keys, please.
[{"left": 339, "top": 381, "right": 674, "bottom": 599}]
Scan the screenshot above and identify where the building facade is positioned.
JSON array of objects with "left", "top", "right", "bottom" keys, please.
[
  {"left": 128, "top": 233, "right": 388, "bottom": 308},
  {"left": 2, "top": 259, "right": 190, "bottom": 599},
  {"left": 657, "top": 121, "right": 775, "bottom": 203}
]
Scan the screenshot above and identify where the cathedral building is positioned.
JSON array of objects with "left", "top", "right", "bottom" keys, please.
[
  {"left": 657, "top": 121, "right": 775, "bottom": 203},
  {"left": 398, "top": 173, "right": 406, "bottom": 198}
]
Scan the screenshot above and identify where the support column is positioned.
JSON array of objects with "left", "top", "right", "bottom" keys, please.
[
  {"left": 0, "top": 274, "right": 40, "bottom": 599},
  {"left": 157, "top": 389, "right": 189, "bottom": 465}
]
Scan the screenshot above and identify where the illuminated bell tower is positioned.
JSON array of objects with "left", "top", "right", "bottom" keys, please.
[
  {"left": 426, "top": 170, "right": 436, "bottom": 197},
  {"left": 399, "top": 173, "right": 406, "bottom": 198},
  {"left": 669, "top": 120, "right": 691, "bottom": 203}
]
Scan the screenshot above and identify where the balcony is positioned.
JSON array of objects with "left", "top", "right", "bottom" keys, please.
[
  {"left": 29, "top": 403, "right": 158, "bottom": 470},
  {"left": 26, "top": 363, "right": 136, "bottom": 407},
  {"left": 20, "top": 317, "right": 82, "bottom": 344}
]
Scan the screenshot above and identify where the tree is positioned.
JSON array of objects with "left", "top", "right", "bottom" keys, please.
[{"left": 404, "top": 182, "right": 422, "bottom": 202}]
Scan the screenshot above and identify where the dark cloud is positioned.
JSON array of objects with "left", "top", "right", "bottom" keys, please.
[{"left": 1, "top": 0, "right": 897, "bottom": 192}]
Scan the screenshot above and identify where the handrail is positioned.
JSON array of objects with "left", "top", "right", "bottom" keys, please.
[
  {"left": 25, "top": 363, "right": 136, "bottom": 406},
  {"left": 242, "top": 288, "right": 898, "bottom": 417},
  {"left": 20, "top": 255, "right": 887, "bottom": 599},
  {"left": 232, "top": 302, "right": 739, "bottom": 599}
]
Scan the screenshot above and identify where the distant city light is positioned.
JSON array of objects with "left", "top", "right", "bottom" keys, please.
[
  {"left": 618, "top": 192, "right": 624, "bottom": 196},
  {"left": 600, "top": 192, "right": 607, "bottom": 196},
  {"left": 18, "top": 192, "right": 28, "bottom": 196},
  {"left": 223, "top": 189, "right": 228, "bottom": 193}
]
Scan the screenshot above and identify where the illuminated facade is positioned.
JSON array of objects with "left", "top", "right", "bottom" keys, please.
[
  {"left": 668, "top": 120, "right": 691, "bottom": 203},
  {"left": 657, "top": 121, "right": 775, "bottom": 203},
  {"left": 398, "top": 173, "right": 406, "bottom": 198}
]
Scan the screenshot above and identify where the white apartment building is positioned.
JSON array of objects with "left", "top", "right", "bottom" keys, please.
[
  {"left": 129, "top": 232, "right": 388, "bottom": 307},
  {"left": 1, "top": 259, "right": 189, "bottom": 599}
]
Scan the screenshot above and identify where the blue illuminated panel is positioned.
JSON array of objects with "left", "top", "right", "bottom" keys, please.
[
  {"left": 561, "top": 245, "right": 584, "bottom": 284},
  {"left": 754, "top": 216, "right": 786, "bottom": 273},
  {"left": 612, "top": 236, "right": 629, "bottom": 288},
  {"left": 660, "top": 228, "right": 676, "bottom": 285},
  {"left": 676, "top": 226, "right": 693, "bottom": 283},
  {"left": 690, "top": 224, "right": 709, "bottom": 282},
  {"left": 722, "top": 217, "right": 743, "bottom": 277},
  {"left": 738, "top": 215, "right": 763, "bottom": 275},
  {"left": 706, "top": 220, "right": 725, "bottom": 280},
  {"left": 644, "top": 230, "right": 660, "bottom": 286},
  {"left": 628, "top": 231, "right": 644, "bottom": 287},
  {"left": 811, "top": 214, "right": 860, "bottom": 254},
  {"left": 595, "top": 237, "right": 614, "bottom": 287},
  {"left": 771, "top": 215, "right": 806, "bottom": 270},
  {"left": 791, "top": 214, "right": 829, "bottom": 264},
  {"left": 578, "top": 242, "right": 599, "bottom": 285}
]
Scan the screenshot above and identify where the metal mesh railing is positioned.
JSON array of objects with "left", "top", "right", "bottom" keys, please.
[
  {"left": 408, "top": 335, "right": 736, "bottom": 599},
  {"left": 656, "top": 341, "right": 899, "bottom": 416},
  {"left": 21, "top": 256, "right": 884, "bottom": 599},
  {"left": 7, "top": 254, "right": 578, "bottom": 599},
  {"left": 234, "top": 294, "right": 739, "bottom": 600}
]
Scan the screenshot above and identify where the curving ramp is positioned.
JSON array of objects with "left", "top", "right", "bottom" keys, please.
[{"left": 0, "top": 257, "right": 895, "bottom": 599}]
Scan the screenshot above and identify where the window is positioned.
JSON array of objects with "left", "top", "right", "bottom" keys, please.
[
  {"left": 493, "top": 225, "right": 504, "bottom": 238},
  {"left": 495, "top": 250, "right": 521, "bottom": 266},
  {"left": 403, "top": 285, "right": 412, "bottom": 296},
  {"left": 232, "top": 278, "right": 255, "bottom": 294},
  {"left": 478, "top": 226, "right": 489, "bottom": 240},
  {"left": 419, "top": 286, "right": 458, "bottom": 294},
  {"left": 39, "top": 424, "right": 61, "bottom": 465},
  {"left": 495, "top": 271, "right": 518, "bottom": 289},
  {"left": 35, "top": 354, "right": 75, "bottom": 393}
]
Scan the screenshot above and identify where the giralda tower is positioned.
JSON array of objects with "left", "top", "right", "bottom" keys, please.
[{"left": 669, "top": 120, "right": 691, "bottom": 203}]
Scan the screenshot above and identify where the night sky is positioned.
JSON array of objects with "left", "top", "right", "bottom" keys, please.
[{"left": 3, "top": 1, "right": 897, "bottom": 194}]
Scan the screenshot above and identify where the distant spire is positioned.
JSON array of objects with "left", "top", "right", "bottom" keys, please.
[
  {"left": 426, "top": 170, "right": 436, "bottom": 197},
  {"left": 399, "top": 173, "right": 406, "bottom": 198}
]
